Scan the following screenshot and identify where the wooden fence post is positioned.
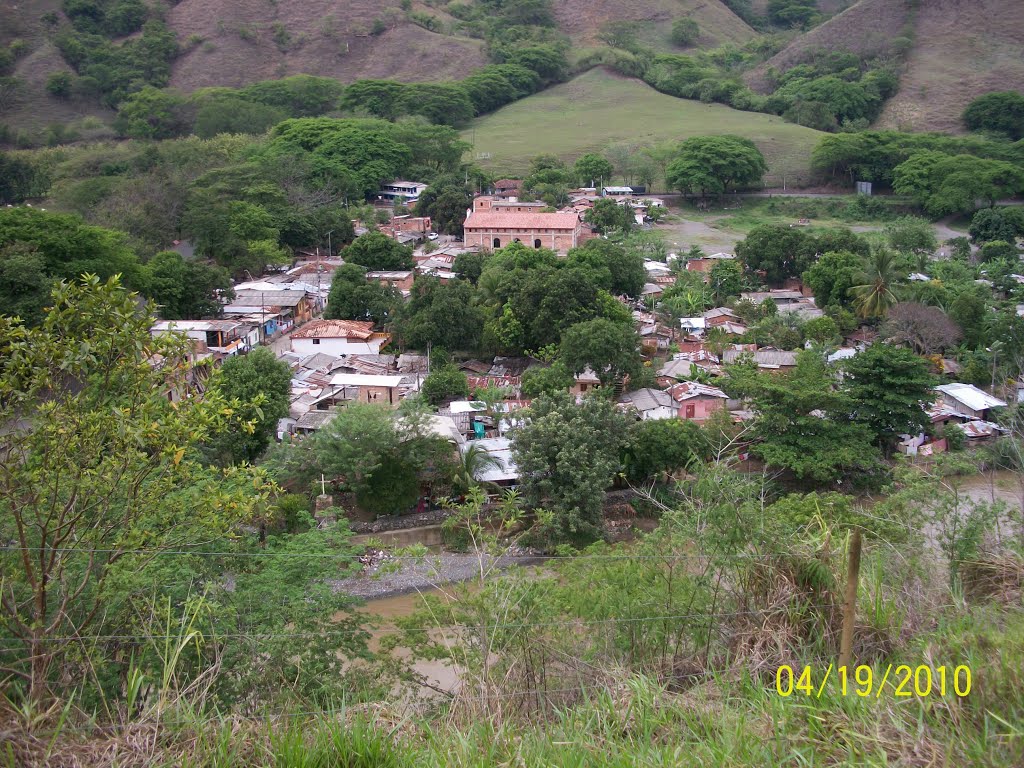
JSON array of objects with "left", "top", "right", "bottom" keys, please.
[{"left": 839, "top": 528, "right": 862, "bottom": 670}]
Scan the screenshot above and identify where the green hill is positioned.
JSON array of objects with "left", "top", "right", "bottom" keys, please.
[{"left": 463, "top": 67, "right": 826, "bottom": 185}]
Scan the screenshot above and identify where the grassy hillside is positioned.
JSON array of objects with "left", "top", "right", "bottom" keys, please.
[
  {"left": 555, "top": 0, "right": 756, "bottom": 51},
  {"left": 744, "top": 0, "right": 917, "bottom": 94},
  {"left": 167, "top": 0, "right": 487, "bottom": 91},
  {"left": 463, "top": 68, "right": 825, "bottom": 183},
  {"left": 876, "top": 0, "right": 1024, "bottom": 133}
]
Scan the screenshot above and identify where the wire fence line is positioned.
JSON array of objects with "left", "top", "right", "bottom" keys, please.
[
  {"left": 0, "top": 607, "right": 832, "bottom": 647},
  {"left": 0, "top": 544, "right": 870, "bottom": 561},
  {"left": 11, "top": 649, "right": 851, "bottom": 739}
]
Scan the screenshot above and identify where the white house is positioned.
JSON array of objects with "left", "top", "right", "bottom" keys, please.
[{"left": 289, "top": 320, "right": 391, "bottom": 357}]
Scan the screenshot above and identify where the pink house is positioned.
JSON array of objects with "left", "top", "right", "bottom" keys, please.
[{"left": 666, "top": 381, "right": 728, "bottom": 422}]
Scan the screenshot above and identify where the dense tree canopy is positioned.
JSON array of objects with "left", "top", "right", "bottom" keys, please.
[
  {"left": 324, "top": 263, "right": 400, "bottom": 325},
  {"left": 841, "top": 344, "right": 936, "bottom": 452},
  {"left": 344, "top": 232, "right": 415, "bottom": 271},
  {"left": 511, "top": 391, "right": 631, "bottom": 543},
  {"left": 666, "top": 135, "right": 767, "bottom": 198},
  {"left": 962, "top": 91, "right": 1024, "bottom": 141},
  {"left": 559, "top": 317, "right": 642, "bottom": 387},
  {"left": 205, "top": 347, "right": 293, "bottom": 465},
  {"left": 725, "top": 350, "right": 881, "bottom": 486}
]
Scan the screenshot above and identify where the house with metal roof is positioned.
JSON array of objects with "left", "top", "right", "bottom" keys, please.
[
  {"left": 935, "top": 383, "right": 1007, "bottom": 421},
  {"left": 290, "top": 320, "right": 391, "bottom": 356}
]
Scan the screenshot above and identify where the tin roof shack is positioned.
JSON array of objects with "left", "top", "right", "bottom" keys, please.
[
  {"left": 722, "top": 349, "right": 799, "bottom": 371},
  {"left": 328, "top": 373, "right": 407, "bottom": 407},
  {"left": 619, "top": 388, "right": 676, "bottom": 421},
  {"left": 228, "top": 289, "right": 316, "bottom": 324},
  {"left": 151, "top": 320, "right": 254, "bottom": 358},
  {"left": 935, "top": 383, "right": 1007, "bottom": 422}
]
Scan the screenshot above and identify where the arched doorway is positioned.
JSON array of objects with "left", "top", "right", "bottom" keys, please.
[
  {"left": 493, "top": 238, "right": 501, "bottom": 248},
  {"left": 534, "top": 239, "right": 542, "bottom": 248}
]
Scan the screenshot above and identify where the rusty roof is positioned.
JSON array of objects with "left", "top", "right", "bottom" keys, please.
[
  {"left": 291, "top": 320, "right": 376, "bottom": 340},
  {"left": 464, "top": 211, "right": 581, "bottom": 230}
]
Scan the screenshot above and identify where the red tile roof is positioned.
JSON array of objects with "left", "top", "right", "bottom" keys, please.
[
  {"left": 464, "top": 211, "right": 581, "bottom": 231},
  {"left": 291, "top": 320, "right": 376, "bottom": 340}
]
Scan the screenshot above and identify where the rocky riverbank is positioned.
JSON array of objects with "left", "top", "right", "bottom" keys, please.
[{"left": 329, "top": 548, "right": 545, "bottom": 600}]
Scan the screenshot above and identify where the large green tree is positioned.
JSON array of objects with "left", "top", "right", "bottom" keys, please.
[
  {"left": 736, "top": 224, "right": 813, "bottom": 285},
  {"left": 511, "top": 391, "right": 631, "bottom": 543},
  {"left": 725, "top": 350, "right": 880, "bottom": 486},
  {"left": 0, "top": 276, "right": 271, "bottom": 705},
  {"left": 145, "top": 250, "right": 232, "bottom": 320},
  {"left": 841, "top": 344, "right": 936, "bottom": 453},
  {"left": 801, "top": 250, "right": 863, "bottom": 311},
  {"left": 343, "top": 231, "right": 414, "bottom": 271},
  {"left": 666, "top": 135, "right": 767, "bottom": 198},
  {"left": 559, "top": 317, "right": 642, "bottom": 387},
  {"left": 397, "top": 277, "right": 484, "bottom": 352},
  {"left": 962, "top": 91, "right": 1024, "bottom": 140},
  {"left": 324, "top": 263, "right": 400, "bottom": 325},
  {"left": 205, "top": 347, "right": 293, "bottom": 465}
]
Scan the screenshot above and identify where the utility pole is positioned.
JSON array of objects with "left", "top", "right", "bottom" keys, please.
[{"left": 838, "top": 528, "right": 862, "bottom": 670}]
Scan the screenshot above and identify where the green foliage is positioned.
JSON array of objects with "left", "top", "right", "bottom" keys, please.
[
  {"left": 622, "top": 418, "right": 707, "bottom": 483},
  {"left": 708, "top": 259, "right": 743, "bottom": 302},
  {"left": 812, "top": 130, "right": 1024, "bottom": 188},
  {"left": 850, "top": 249, "right": 901, "bottom": 319},
  {"left": 205, "top": 348, "right": 292, "bottom": 465},
  {"left": 341, "top": 79, "right": 475, "bottom": 127},
  {"left": 767, "top": 0, "right": 818, "bottom": 27},
  {"left": 963, "top": 91, "right": 1024, "bottom": 141},
  {"left": 725, "top": 349, "right": 881, "bottom": 486},
  {"left": 566, "top": 238, "right": 645, "bottom": 298},
  {"left": 666, "top": 135, "right": 767, "bottom": 197},
  {"left": 803, "top": 315, "right": 840, "bottom": 346},
  {"left": 978, "top": 239, "right": 1018, "bottom": 263},
  {"left": 344, "top": 232, "right": 414, "bottom": 271},
  {"left": 415, "top": 178, "right": 473, "bottom": 235},
  {"left": 841, "top": 344, "right": 935, "bottom": 452},
  {"left": 520, "top": 360, "right": 573, "bottom": 397},
  {"left": 55, "top": 19, "right": 179, "bottom": 106},
  {"left": 511, "top": 391, "right": 631, "bottom": 543},
  {"left": 46, "top": 71, "right": 73, "bottom": 98},
  {"left": 970, "top": 206, "right": 1024, "bottom": 243},
  {"left": 0, "top": 276, "right": 272, "bottom": 704},
  {"left": 421, "top": 363, "right": 471, "bottom": 406},
  {"left": 0, "top": 207, "right": 143, "bottom": 323},
  {"left": 559, "top": 317, "right": 642, "bottom": 387},
  {"left": 0, "top": 151, "right": 44, "bottom": 205},
  {"left": 145, "top": 250, "right": 232, "bottom": 320},
  {"left": 801, "top": 249, "right": 863, "bottom": 311},
  {"left": 893, "top": 151, "right": 1024, "bottom": 217},
  {"left": 115, "top": 86, "right": 191, "bottom": 139},
  {"left": 574, "top": 152, "right": 614, "bottom": 187},
  {"left": 885, "top": 216, "right": 938, "bottom": 256},
  {"left": 397, "top": 277, "right": 484, "bottom": 352},
  {"left": 670, "top": 18, "right": 700, "bottom": 47},
  {"left": 584, "top": 198, "right": 633, "bottom": 236},
  {"left": 324, "top": 263, "right": 400, "bottom": 325},
  {"left": 192, "top": 94, "right": 288, "bottom": 138}
]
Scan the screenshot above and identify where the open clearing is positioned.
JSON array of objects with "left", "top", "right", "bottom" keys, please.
[{"left": 464, "top": 68, "right": 826, "bottom": 182}]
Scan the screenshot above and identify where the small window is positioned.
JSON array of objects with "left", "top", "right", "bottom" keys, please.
[
  {"left": 534, "top": 239, "right": 542, "bottom": 248},
  {"left": 493, "top": 238, "right": 501, "bottom": 248},
  {"left": 312, "top": 338, "right": 320, "bottom": 345},
  {"left": 685, "top": 404, "right": 695, "bottom": 418}
]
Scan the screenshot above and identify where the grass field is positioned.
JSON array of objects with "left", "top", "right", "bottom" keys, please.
[{"left": 463, "top": 68, "right": 826, "bottom": 183}]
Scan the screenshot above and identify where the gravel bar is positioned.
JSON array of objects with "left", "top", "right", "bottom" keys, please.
[{"left": 329, "top": 552, "right": 546, "bottom": 600}]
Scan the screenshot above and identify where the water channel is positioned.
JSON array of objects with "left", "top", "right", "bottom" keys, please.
[{"left": 352, "top": 470, "right": 1024, "bottom": 695}]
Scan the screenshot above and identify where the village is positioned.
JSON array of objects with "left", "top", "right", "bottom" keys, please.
[{"left": 149, "top": 175, "right": 1015, "bottom": 516}]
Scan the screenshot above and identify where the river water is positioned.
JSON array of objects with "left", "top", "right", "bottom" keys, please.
[{"left": 352, "top": 470, "right": 1024, "bottom": 695}]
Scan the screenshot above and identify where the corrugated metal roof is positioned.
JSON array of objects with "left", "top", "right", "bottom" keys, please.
[{"left": 936, "top": 383, "right": 1006, "bottom": 411}]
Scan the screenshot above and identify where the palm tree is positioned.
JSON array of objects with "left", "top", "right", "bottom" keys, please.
[
  {"left": 850, "top": 249, "right": 900, "bottom": 319},
  {"left": 454, "top": 443, "right": 503, "bottom": 493}
]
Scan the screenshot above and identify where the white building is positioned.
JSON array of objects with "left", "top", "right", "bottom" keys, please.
[{"left": 289, "top": 319, "right": 391, "bottom": 357}]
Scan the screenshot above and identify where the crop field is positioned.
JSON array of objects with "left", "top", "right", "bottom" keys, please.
[{"left": 463, "top": 68, "right": 826, "bottom": 183}]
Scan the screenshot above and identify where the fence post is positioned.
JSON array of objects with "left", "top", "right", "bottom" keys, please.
[{"left": 839, "top": 528, "right": 862, "bottom": 669}]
